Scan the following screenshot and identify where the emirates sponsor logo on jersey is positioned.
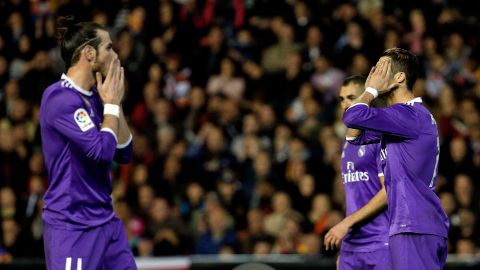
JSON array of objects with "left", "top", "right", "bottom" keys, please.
[{"left": 342, "top": 161, "right": 370, "bottom": 184}]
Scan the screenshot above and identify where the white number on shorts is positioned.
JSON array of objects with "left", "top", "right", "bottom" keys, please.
[{"left": 65, "top": 257, "right": 82, "bottom": 270}]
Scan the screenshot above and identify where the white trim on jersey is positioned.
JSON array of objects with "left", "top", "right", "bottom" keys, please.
[
  {"left": 61, "top": 74, "right": 93, "bottom": 96},
  {"left": 345, "top": 136, "right": 357, "bottom": 141},
  {"left": 101, "top": 128, "right": 119, "bottom": 143},
  {"left": 346, "top": 103, "right": 369, "bottom": 111},
  {"left": 405, "top": 97, "right": 423, "bottom": 106},
  {"left": 117, "top": 133, "right": 133, "bottom": 149}
]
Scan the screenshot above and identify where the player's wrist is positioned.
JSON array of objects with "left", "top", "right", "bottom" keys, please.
[
  {"left": 104, "top": 104, "right": 120, "bottom": 118},
  {"left": 365, "top": 87, "right": 378, "bottom": 99}
]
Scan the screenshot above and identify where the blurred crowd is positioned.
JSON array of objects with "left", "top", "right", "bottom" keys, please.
[{"left": 0, "top": 0, "right": 480, "bottom": 262}]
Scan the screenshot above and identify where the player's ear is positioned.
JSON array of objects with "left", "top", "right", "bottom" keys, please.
[
  {"left": 85, "top": 46, "right": 96, "bottom": 62},
  {"left": 394, "top": 72, "right": 405, "bottom": 84}
]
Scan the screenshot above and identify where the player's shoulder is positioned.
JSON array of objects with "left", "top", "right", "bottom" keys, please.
[
  {"left": 42, "top": 82, "right": 85, "bottom": 117},
  {"left": 44, "top": 80, "right": 82, "bottom": 103}
]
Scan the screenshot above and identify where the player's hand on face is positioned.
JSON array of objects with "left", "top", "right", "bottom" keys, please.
[
  {"left": 96, "top": 58, "right": 124, "bottom": 105},
  {"left": 366, "top": 58, "right": 398, "bottom": 95},
  {"left": 324, "top": 221, "right": 349, "bottom": 251}
]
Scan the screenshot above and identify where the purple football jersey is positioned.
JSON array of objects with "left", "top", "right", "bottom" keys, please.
[
  {"left": 40, "top": 74, "right": 133, "bottom": 229},
  {"left": 341, "top": 141, "right": 389, "bottom": 252},
  {"left": 343, "top": 98, "right": 449, "bottom": 238}
]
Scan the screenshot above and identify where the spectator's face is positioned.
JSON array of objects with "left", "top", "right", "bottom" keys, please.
[
  {"left": 10, "top": 99, "right": 28, "bottom": 121},
  {"left": 247, "top": 209, "right": 263, "bottom": 233},
  {"left": 283, "top": 218, "right": 300, "bottom": 237},
  {"left": 385, "top": 30, "right": 400, "bottom": 49},
  {"left": 272, "top": 192, "right": 291, "bottom": 213},
  {"left": 352, "top": 54, "right": 369, "bottom": 75},
  {"left": 159, "top": 2, "right": 173, "bottom": 25},
  {"left": 258, "top": 105, "right": 276, "bottom": 127},
  {"left": 236, "top": 29, "right": 252, "bottom": 45},
  {"left": 150, "top": 198, "right": 170, "bottom": 222},
  {"left": 29, "top": 152, "right": 44, "bottom": 175},
  {"left": 29, "top": 175, "right": 45, "bottom": 194},
  {"left": 206, "top": 128, "right": 224, "bottom": 153},
  {"left": 306, "top": 26, "right": 322, "bottom": 45},
  {"left": 459, "top": 99, "right": 479, "bottom": 126},
  {"left": 339, "top": 83, "right": 363, "bottom": 111},
  {"left": 208, "top": 27, "right": 223, "bottom": 47},
  {"left": 92, "top": 30, "right": 118, "bottom": 78},
  {"left": 454, "top": 174, "right": 473, "bottom": 200},
  {"left": 243, "top": 114, "right": 259, "bottom": 134},
  {"left": 301, "top": 234, "right": 321, "bottom": 256},
  {"left": 148, "top": 63, "right": 163, "bottom": 82},
  {"left": 456, "top": 239, "right": 476, "bottom": 256},
  {"left": 220, "top": 58, "right": 234, "bottom": 76},
  {"left": 138, "top": 185, "right": 154, "bottom": 210},
  {"left": 0, "top": 187, "right": 16, "bottom": 207},
  {"left": 440, "top": 192, "right": 456, "bottom": 216},
  {"left": 253, "top": 241, "right": 271, "bottom": 255},
  {"left": 5, "top": 80, "right": 19, "bottom": 99},
  {"left": 150, "top": 37, "right": 166, "bottom": 55},
  {"left": 189, "top": 87, "right": 205, "bottom": 108},
  {"left": 254, "top": 152, "right": 271, "bottom": 177},
  {"left": 208, "top": 209, "right": 227, "bottom": 233},
  {"left": 312, "top": 194, "right": 331, "bottom": 216},
  {"left": 186, "top": 182, "right": 204, "bottom": 204},
  {"left": 137, "top": 238, "right": 154, "bottom": 257},
  {"left": 132, "top": 164, "right": 148, "bottom": 185},
  {"left": 299, "top": 175, "right": 315, "bottom": 197},
  {"left": 450, "top": 137, "right": 467, "bottom": 163},
  {"left": 18, "top": 35, "right": 30, "bottom": 53},
  {"left": 314, "top": 57, "right": 329, "bottom": 73},
  {"left": 2, "top": 219, "right": 19, "bottom": 247}
]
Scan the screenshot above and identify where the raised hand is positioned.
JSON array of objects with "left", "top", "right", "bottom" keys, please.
[
  {"left": 366, "top": 58, "right": 398, "bottom": 95},
  {"left": 96, "top": 58, "right": 125, "bottom": 105}
]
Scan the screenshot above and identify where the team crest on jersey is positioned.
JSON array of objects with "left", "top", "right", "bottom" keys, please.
[
  {"left": 74, "top": 108, "right": 95, "bottom": 132},
  {"left": 358, "top": 145, "right": 366, "bottom": 157}
]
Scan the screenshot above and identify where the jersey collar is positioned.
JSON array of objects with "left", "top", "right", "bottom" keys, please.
[
  {"left": 61, "top": 74, "right": 93, "bottom": 96},
  {"left": 406, "top": 97, "right": 422, "bottom": 103}
]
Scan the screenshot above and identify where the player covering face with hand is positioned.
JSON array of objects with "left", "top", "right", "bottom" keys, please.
[
  {"left": 324, "top": 75, "right": 390, "bottom": 270},
  {"left": 40, "top": 16, "right": 137, "bottom": 270},
  {"left": 343, "top": 48, "right": 449, "bottom": 270}
]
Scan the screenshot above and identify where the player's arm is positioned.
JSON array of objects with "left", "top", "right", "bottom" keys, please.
[
  {"left": 96, "top": 59, "right": 133, "bottom": 163},
  {"left": 49, "top": 91, "right": 118, "bottom": 164},
  {"left": 343, "top": 58, "right": 418, "bottom": 139},
  {"left": 324, "top": 175, "right": 387, "bottom": 250},
  {"left": 346, "top": 129, "right": 382, "bottom": 145},
  {"left": 113, "top": 108, "right": 133, "bottom": 164},
  {"left": 48, "top": 58, "right": 125, "bottom": 164},
  {"left": 343, "top": 101, "right": 419, "bottom": 139}
]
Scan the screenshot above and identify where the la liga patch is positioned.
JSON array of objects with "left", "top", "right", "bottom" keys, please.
[{"left": 74, "top": 108, "right": 95, "bottom": 132}]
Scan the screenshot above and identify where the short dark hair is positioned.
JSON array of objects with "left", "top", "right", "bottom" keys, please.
[
  {"left": 342, "top": 75, "right": 366, "bottom": 87},
  {"left": 381, "top": 48, "right": 419, "bottom": 90},
  {"left": 56, "top": 16, "right": 106, "bottom": 69}
]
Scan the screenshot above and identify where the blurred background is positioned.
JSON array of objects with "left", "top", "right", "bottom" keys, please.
[{"left": 0, "top": 0, "right": 479, "bottom": 269}]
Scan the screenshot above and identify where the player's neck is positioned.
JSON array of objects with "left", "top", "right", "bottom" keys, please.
[
  {"left": 386, "top": 87, "right": 415, "bottom": 106},
  {"left": 66, "top": 65, "right": 95, "bottom": 92}
]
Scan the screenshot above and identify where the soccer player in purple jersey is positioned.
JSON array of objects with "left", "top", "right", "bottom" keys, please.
[
  {"left": 324, "top": 76, "right": 390, "bottom": 270},
  {"left": 40, "top": 16, "right": 137, "bottom": 269},
  {"left": 343, "top": 48, "right": 449, "bottom": 270}
]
